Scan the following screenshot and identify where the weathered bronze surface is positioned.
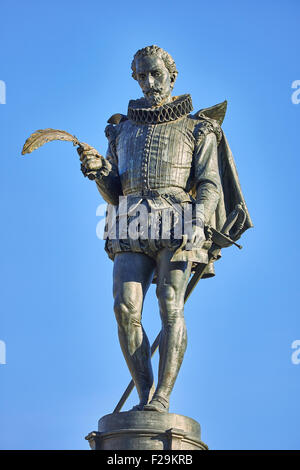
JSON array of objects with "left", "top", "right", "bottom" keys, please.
[
  {"left": 22, "top": 45, "right": 253, "bottom": 428},
  {"left": 78, "top": 45, "right": 253, "bottom": 414},
  {"left": 85, "top": 411, "right": 208, "bottom": 450}
]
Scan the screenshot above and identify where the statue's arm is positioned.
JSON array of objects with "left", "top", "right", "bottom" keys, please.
[
  {"left": 94, "top": 147, "right": 122, "bottom": 205},
  {"left": 77, "top": 120, "right": 123, "bottom": 205},
  {"left": 94, "top": 122, "right": 124, "bottom": 205},
  {"left": 193, "top": 127, "right": 222, "bottom": 224}
]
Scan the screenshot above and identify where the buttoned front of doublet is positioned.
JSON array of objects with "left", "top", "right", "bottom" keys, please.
[
  {"left": 141, "top": 124, "right": 154, "bottom": 190},
  {"left": 115, "top": 116, "right": 196, "bottom": 196}
]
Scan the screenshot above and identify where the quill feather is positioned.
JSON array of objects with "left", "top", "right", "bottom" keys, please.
[{"left": 21, "top": 128, "right": 81, "bottom": 155}]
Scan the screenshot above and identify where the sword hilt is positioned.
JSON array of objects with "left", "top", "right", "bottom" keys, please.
[{"left": 221, "top": 203, "right": 246, "bottom": 238}]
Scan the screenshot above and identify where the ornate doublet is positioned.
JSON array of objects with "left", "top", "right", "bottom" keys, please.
[
  {"left": 100, "top": 94, "right": 222, "bottom": 209},
  {"left": 95, "top": 94, "right": 228, "bottom": 270},
  {"left": 115, "top": 113, "right": 196, "bottom": 197}
]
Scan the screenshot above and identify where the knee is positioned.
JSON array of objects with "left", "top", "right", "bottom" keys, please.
[
  {"left": 156, "top": 282, "right": 175, "bottom": 300},
  {"left": 156, "top": 284, "right": 184, "bottom": 319},
  {"left": 114, "top": 295, "right": 141, "bottom": 331}
]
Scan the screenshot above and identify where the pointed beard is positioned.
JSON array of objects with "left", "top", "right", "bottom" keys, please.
[{"left": 146, "top": 91, "right": 169, "bottom": 106}]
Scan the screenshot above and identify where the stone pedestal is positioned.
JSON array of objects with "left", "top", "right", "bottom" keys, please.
[{"left": 85, "top": 411, "right": 208, "bottom": 450}]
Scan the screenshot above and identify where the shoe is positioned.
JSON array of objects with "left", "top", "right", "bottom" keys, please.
[{"left": 143, "top": 395, "right": 169, "bottom": 412}]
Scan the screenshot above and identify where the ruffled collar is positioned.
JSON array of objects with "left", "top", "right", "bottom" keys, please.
[{"left": 127, "top": 94, "right": 193, "bottom": 124}]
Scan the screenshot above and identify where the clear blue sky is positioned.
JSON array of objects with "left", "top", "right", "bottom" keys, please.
[{"left": 0, "top": 0, "right": 299, "bottom": 450}]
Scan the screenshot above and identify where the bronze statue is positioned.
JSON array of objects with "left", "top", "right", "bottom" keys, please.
[
  {"left": 22, "top": 45, "right": 252, "bottom": 416},
  {"left": 77, "top": 45, "right": 253, "bottom": 413}
]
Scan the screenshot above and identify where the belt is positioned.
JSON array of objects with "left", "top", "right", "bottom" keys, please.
[{"left": 125, "top": 187, "right": 188, "bottom": 198}]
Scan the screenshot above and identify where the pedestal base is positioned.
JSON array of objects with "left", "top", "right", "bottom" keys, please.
[{"left": 85, "top": 411, "right": 208, "bottom": 450}]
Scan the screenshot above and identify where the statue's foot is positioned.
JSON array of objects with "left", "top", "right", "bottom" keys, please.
[
  {"left": 143, "top": 395, "right": 169, "bottom": 413},
  {"left": 129, "top": 386, "right": 154, "bottom": 411},
  {"left": 130, "top": 396, "right": 150, "bottom": 411},
  {"left": 130, "top": 404, "right": 144, "bottom": 411}
]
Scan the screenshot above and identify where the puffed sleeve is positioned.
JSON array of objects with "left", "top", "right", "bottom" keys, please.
[
  {"left": 94, "top": 124, "right": 122, "bottom": 205},
  {"left": 193, "top": 120, "right": 222, "bottom": 224}
]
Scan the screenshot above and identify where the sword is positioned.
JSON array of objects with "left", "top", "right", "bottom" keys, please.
[{"left": 113, "top": 204, "right": 246, "bottom": 413}]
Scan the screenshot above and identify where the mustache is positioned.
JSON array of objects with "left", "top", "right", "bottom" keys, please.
[{"left": 145, "top": 88, "right": 163, "bottom": 95}]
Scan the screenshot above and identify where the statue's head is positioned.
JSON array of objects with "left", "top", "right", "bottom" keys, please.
[{"left": 131, "top": 45, "right": 178, "bottom": 107}]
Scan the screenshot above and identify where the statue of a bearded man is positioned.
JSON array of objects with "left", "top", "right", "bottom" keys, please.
[{"left": 78, "top": 45, "right": 252, "bottom": 413}]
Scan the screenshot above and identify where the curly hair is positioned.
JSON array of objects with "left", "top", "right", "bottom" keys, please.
[{"left": 131, "top": 45, "right": 178, "bottom": 88}]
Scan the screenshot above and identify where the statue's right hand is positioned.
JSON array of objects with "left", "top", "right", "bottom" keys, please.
[{"left": 77, "top": 143, "right": 104, "bottom": 179}]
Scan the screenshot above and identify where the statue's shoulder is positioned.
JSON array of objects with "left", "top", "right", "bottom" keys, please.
[
  {"left": 190, "top": 100, "right": 227, "bottom": 144},
  {"left": 105, "top": 113, "right": 128, "bottom": 141},
  {"left": 107, "top": 113, "right": 128, "bottom": 125},
  {"left": 192, "top": 100, "right": 227, "bottom": 125}
]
